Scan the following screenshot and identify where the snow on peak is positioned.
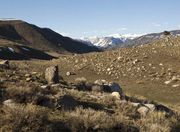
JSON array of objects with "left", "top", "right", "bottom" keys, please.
[
  {"left": 79, "top": 34, "right": 143, "bottom": 48},
  {"left": 108, "top": 34, "right": 144, "bottom": 41}
]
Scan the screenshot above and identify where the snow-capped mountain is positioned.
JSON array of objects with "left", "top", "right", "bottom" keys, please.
[
  {"left": 78, "top": 30, "right": 180, "bottom": 49},
  {"left": 125, "top": 30, "right": 180, "bottom": 46},
  {"left": 79, "top": 34, "right": 143, "bottom": 48}
]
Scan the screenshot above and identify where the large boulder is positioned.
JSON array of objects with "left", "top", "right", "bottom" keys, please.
[
  {"left": 108, "top": 82, "right": 123, "bottom": 95},
  {"left": 56, "top": 95, "right": 78, "bottom": 110},
  {"left": 45, "top": 66, "right": 59, "bottom": 84},
  {"left": 74, "top": 77, "right": 92, "bottom": 91}
]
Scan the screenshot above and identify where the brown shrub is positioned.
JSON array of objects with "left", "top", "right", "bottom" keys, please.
[{"left": 0, "top": 104, "right": 52, "bottom": 132}]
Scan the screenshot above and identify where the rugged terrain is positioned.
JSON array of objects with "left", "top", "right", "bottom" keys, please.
[
  {"left": 0, "top": 38, "right": 55, "bottom": 60},
  {"left": 0, "top": 20, "right": 100, "bottom": 56},
  {"left": 0, "top": 20, "right": 180, "bottom": 131},
  {"left": 0, "top": 35, "right": 180, "bottom": 131}
]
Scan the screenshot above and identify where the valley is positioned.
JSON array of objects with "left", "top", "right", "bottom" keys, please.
[{"left": 0, "top": 20, "right": 180, "bottom": 132}]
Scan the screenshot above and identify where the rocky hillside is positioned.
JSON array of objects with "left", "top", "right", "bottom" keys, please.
[
  {"left": 50, "top": 35, "right": 180, "bottom": 105},
  {"left": 0, "top": 60, "right": 179, "bottom": 131},
  {"left": 0, "top": 20, "right": 100, "bottom": 54},
  {"left": 0, "top": 39, "right": 54, "bottom": 60}
]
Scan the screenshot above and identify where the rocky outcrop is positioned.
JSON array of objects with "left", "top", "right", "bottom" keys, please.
[{"left": 45, "top": 66, "right": 59, "bottom": 84}]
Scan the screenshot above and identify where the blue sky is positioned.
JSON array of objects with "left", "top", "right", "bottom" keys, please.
[{"left": 0, "top": 0, "right": 180, "bottom": 38}]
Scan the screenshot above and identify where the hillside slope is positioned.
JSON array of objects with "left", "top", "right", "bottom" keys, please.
[
  {"left": 0, "top": 39, "right": 54, "bottom": 60},
  {"left": 0, "top": 20, "right": 100, "bottom": 54},
  {"left": 50, "top": 35, "right": 180, "bottom": 105},
  {"left": 125, "top": 30, "right": 180, "bottom": 47}
]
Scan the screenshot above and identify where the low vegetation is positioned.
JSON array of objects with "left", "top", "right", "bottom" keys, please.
[
  {"left": 0, "top": 62, "right": 180, "bottom": 132},
  {"left": 0, "top": 35, "right": 180, "bottom": 132}
]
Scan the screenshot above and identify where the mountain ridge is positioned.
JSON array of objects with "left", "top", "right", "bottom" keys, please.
[
  {"left": 79, "top": 34, "right": 142, "bottom": 49},
  {"left": 0, "top": 20, "right": 100, "bottom": 54},
  {"left": 79, "top": 30, "right": 180, "bottom": 49}
]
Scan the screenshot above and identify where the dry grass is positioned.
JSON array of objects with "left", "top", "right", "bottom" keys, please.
[
  {"left": 1, "top": 82, "right": 180, "bottom": 132},
  {"left": 0, "top": 50, "right": 180, "bottom": 131},
  {"left": 0, "top": 104, "right": 52, "bottom": 132}
]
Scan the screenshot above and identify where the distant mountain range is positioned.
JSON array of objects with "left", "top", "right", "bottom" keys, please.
[
  {"left": 79, "top": 34, "right": 142, "bottom": 48},
  {"left": 79, "top": 30, "right": 180, "bottom": 49}
]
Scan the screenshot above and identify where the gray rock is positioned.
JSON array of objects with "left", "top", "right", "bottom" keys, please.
[
  {"left": 45, "top": 66, "right": 59, "bottom": 84},
  {"left": 144, "top": 104, "right": 156, "bottom": 111},
  {"left": 108, "top": 82, "right": 123, "bottom": 95},
  {"left": 57, "top": 95, "right": 78, "bottom": 110},
  {"left": 3, "top": 99, "right": 17, "bottom": 108},
  {"left": 91, "top": 84, "right": 103, "bottom": 92},
  {"left": 66, "top": 71, "right": 71, "bottom": 76},
  {"left": 0, "top": 60, "right": 9, "bottom": 65},
  {"left": 0, "top": 60, "right": 9, "bottom": 68},
  {"left": 131, "top": 102, "right": 141, "bottom": 107},
  {"left": 172, "top": 84, "right": 180, "bottom": 88},
  {"left": 40, "top": 85, "right": 50, "bottom": 89},
  {"left": 94, "top": 79, "right": 109, "bottom": 85},
  {"left": 111, "top": 92, "right": 120, "bottom": 99},
  {"left": 137, "top": 106, "right": 149, "bottom": 116}
]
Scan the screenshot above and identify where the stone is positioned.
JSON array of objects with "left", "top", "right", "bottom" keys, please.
[
  {"left": 172, "top": 84, "right": 180, "bottom": 88},
  {"left": 107, "top": 68, "right": 111, "bottom": 72},
  {"left": 164, "top": 80, "right": 172, "bottom": 85},
  {"left": 144, "top": 104, "right": 156, "bottom": 111},
  {"left": 25, "top": 74, "right": 31, "bottom": 77},
  {"left": 31, "top": 72, "right": 37, "bottom": 75},
  {"left": 94, "top": 79, "right": 108, "bottom": 85},
  {"left": 91, "top": 84, "right": 103, "bottom": 92},
  {"left": 0, "top": 60, "right": 9, "bottom": 68},
  {"left": 57, "top": 95, "right": 78, "bottom": 110},
  {"left": 137, "top": 106, "right": 149, "bottom": 116},
  {"left": 75, "top": 77, "right": 88, "bottom": 90},
  {"left": 45, "top": 66, "right": 59, "bottom": 84},
  {"left": 3, "top": 99, "right": 17, "bottom": 108},
  {"left": 131, "top": 102, "right": 140, "bottom": 107},
  {"left": 132, "top": 59, "right": 140, "bottom": 64},
  {"left": 172, "top": 76, "right": 180, "bottom": 81},
  {"left": 75, "top": 77, "right": 87, "bottom": 85},
  {"left": 111, "top": 92, "right": 120, "bottom": 99},
  {"left": 0, "top": 60, "right": 9, "bottom": 65},
  {"left": 108, "top": 82, "right": 123, "bottom": 95},
  {"left": 40, "top": 85, "right": 50, "bottom": 89},
  {"left": 66, "top": 71, "right": 71, "bottom": 76},
  {"left": 51, "top": 84, "right": 60, "bottom": 88},
  {"left": 26, "top": 77, "right": 31, "bottom": 82}
]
